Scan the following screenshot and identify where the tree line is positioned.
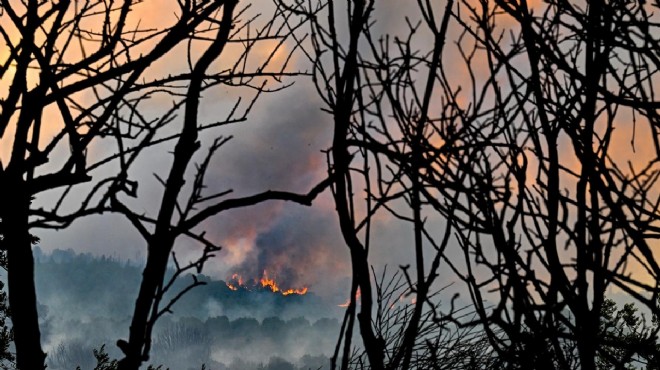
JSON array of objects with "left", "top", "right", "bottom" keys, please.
[
  {"left": 1, "top": 0, "right": 660, "bottom": 369},
  {"left": 47, "top": 315, "right": 337, "bottom": 370},
  {"left": 32, "top": 248, "right": 329, "bottom": 322}
]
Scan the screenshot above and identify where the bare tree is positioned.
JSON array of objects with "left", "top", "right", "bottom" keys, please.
[
  {"left": 287, "top": 0, "right": 660, "bottom": 369},
  {"left": 279, "top": 0, "right": 385, "bottom": 368},
  {"left": 106, "top": 3, "right": 333, "bottom": 363},
  {"left": 0, "top": 0, "right": 213, "bottom": 367},
  {"left": 280, "top": 0, "right": 467, "bottom": 369},
  {"left": 423, "top": 1, "right": 660, "bottom": 369},
  {"left": 0, "top": 0, "right": 319, "bottom": 368}
]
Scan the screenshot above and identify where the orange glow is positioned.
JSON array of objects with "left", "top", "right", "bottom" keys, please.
[
  {"left": 225, "top": 271, "right": 308, "bottom": 296},
  {"left": 338, "top": 288, "right": 361, "bottom": 307},
  {"left": 282, "top": 287, "right": 309, "bottom": 296}
]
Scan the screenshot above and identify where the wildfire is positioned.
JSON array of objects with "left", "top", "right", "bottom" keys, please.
[{"left": 225, "top": 271, "right": 309, "bottom": 296}]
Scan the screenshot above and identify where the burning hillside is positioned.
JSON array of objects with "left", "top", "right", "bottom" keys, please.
[{"left": 226, "top": 271, "right": 309, "bottom": 296}]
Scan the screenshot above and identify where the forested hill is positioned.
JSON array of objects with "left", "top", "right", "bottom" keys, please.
[
  {"left": 33, "top": 248, "right": 337, "bottom": 321},
  {"left": 30, "top": 249, "right": 340, "bottom": 370}
]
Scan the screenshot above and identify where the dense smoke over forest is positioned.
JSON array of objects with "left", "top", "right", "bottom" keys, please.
[{"left": 29, "top": 249, "right": 340, "bottom": 370}]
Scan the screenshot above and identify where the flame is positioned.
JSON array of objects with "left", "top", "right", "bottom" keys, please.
[
  {"left": 225, "top": 271, "right": 308, "bottom": 296},
  {"left": 260, "top": 272, "right": 280, "bottom": 293},
  {"left": 282, "top": 287, "right": 309, "bottom": 296},
  {"left": 338, "top": 288, "right": 361, "bottom": 307},
  {"left": 226, "top": 273, "right": 243, "bottom": 291}
]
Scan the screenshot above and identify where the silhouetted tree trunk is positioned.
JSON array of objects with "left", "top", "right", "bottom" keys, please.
[
  {"left": 116, "top": 3, "right": 238, "bottom": 367},
  {"left": 0, "top": 177, "right": 44, "bottom": 370},
  {"left": 309, "top": 1, "right": 386, "bottom": 368}
]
